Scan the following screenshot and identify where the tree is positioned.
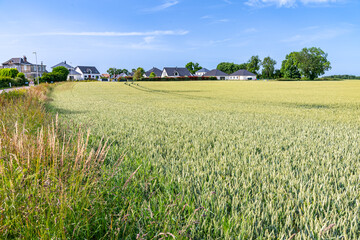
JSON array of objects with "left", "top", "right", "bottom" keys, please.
[
  {"left": 274, "top": 69, "right": 282, "bottom": 79},
  {"left": 107, "top": 68, "right": 123, "bottom": 78},
  {"left": 247, "top": 56, "right": 262, "bottom": 76},
  {"left": 296, "top": 47, "right": 331, "bottom": 80},
  {"left": 149, "top": 72, "right": 156, "bottom": 78},
  {"left": 122, "top": 69, "right": 130, "bottom": 75},
  {"left": 261, "top": 57, "right": 277, "bottom": 79},
  {"left": 185, "top": 62, "right": 202, "bottom": 74},
  {"left": 52, "top": 66, "right": 69, "bottom": 81},
  {"left": 133, "top": 67, "right": 145, "bottom": 81},
  {"left": 281, "top": 52, "right": 301, "bottom": 79},
  {"left": 216, "top": 62, "right": 246, "bottom": 74}
]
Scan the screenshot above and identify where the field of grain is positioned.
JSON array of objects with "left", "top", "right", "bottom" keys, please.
[{"left": 50, "top": 81, "right": 360, "bottom": 239}]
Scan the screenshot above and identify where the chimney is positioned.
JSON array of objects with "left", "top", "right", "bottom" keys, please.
[
  {"left": 23, "top": 56, "right": 27, "bottom": 62},
  {"left": 64, "top": 61, "right": 66, "bottom": 64}
]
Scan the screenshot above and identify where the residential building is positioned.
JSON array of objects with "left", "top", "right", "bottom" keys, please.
[
  {"left": 74, "top": 66, "right": 101, "bottom": 80},
  {"left": 51, "top": 61, "right": 81, "bottom": 80},
  {"left": 144, "top": 67, "right": 162, "bottom": 77},
  {"left": 229, "top": 69, "right": 257, "bottom": 80},
  {"left": 161, "top": 67, "right": 192, "bottom": 78},
  {"left": 203, "top": 69, "right": 229, "bottom": 80},
  {"left": 1, "top": 56, "right": 47, "bottom": 79},
  {"left": 195, "top": 68, "right": 210, "bottom": 76}
]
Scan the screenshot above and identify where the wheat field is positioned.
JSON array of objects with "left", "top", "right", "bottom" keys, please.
[{"left": 50, "top": 80, "right": 360, "bottom": 239}]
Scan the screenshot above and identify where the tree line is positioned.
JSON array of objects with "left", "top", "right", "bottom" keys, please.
[
  {"left": 106, "top": 47, "right": 331, "bottom": 81},
  {"left": 216, "top": 47, "right": 331, "bottom": 80}
]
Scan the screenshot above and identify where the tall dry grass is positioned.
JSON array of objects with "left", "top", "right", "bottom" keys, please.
[{"left": 0, "top": 86, "right": 121, "bottom": 239}]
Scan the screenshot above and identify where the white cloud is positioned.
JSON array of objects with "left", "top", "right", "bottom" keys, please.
[
  {"left": 143, "top": 0, "right": 179, "bottom": 12},
  {"left": 1, "top": 30, "right": 189, "bottom": 37},
  {"left": 245, "top": 0, "right": 339, "bottom": 7}
]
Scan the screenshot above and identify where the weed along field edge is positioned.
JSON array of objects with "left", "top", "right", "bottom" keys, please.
[{"left": 49, "top": 80, "right": 360, "bottom": 238}]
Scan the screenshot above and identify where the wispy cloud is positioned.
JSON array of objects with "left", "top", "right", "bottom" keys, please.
[
  {"left": 143, "top": 0, "right": 179, "bottom": 12},
  {"left": 0, "top": 30, "right": 189, "bottom": 37},
  {"left": 282, "top": 27, "right": 351, "bottom": 44},
  {"left": 245, "top": 0, "right": 339, "bottom": 8}
]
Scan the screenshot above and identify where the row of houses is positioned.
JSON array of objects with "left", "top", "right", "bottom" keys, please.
[
  {"left": 1, "top": 56, "right": 257, "bottom": 81},
  {"left": 0, "top": 56, "right": 101, "bottom": 81},
  {"left": 110, "top": 67, "right": 257, "bottom": 80}
]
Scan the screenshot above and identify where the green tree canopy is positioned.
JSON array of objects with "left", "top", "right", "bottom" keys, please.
[
  {"left": 107, "top": 68, "right": 123, "bottom": 77},
  {"left": 296, "top": 47, "right": 331, "bottom": 80},
  {"left": 216, "top": 62, "right": 247, "bottom": 74},
  {"left": 52, "top": 66, "right": 69, "bottom": 81},
  {"left": 247, "top": 56, "right": 262, "bottom": 76},
  {"left": 281, "top": 52, "right": 301, "bottom": 79},
  {"left": 261, "top": 57, "right": 277, "bottom": 79},
  {"left": 133, "top": 67, "right": 145, "bottom": 81},
  {"left": 0, "top": 68, "right": 19, "bottom": 78},
  {"left": 185, "top": 62, "right": 202, "bottom": 74}
]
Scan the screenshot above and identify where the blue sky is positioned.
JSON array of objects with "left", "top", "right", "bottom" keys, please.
[{"left": 0, "top": 0, "right": 359, "bottom": 75}]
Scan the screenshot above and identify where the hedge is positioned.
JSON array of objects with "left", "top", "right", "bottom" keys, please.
[
  {"left": 119, "top": 76, "right": 218, "bottom": 81},
  {"left": 0, "top": 76, "right": 27, "bottom": 88}
]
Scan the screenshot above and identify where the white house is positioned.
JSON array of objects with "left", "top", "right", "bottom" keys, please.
[
  {"left": 229, "top": 69, "right": 257, "bottom": 80},
  {"left": 203, "top": 69, "right": 229, "bottom": 80},
  {"left": 52, "top": 61, "right": 81, "bottom": 80},
  {"left": 195, "top": 68, "right": 210, "bottom": 76},
  {"left": 161, "top": 67, "right": 192, "bottom": 78},
  {"left": 74, "top": 66, "right": 101, "bottom": 80}
]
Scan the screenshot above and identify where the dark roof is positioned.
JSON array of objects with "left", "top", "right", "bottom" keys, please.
[
  {"left": 203, "top": 69, "right": 228, "bottom": 77},
  {"left": 3, "top": 57, "right": 32, "bottom": 65},
  {"left": 52, "top": 61, "right": 74, "bottom": 69},
  {"left": 144, "top": 67, "right": 162, "bottom": 77},
  {"left": 163, "top": 67, "right": 192, "bottom": 77},
  {"left": 196, "top": 68, "right": 210, "bottom": 73},
  {"left": 76, "top": 66, "right": 100, "bottom": 74},
  {"left": 69, "top": 69, "right": 81, "bottom": 75},
  {"left": 230, "top": 69, "right": 256, "bottom": 76}
]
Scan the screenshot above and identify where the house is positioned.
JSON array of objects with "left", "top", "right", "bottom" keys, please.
[
  {"left": 144, "top": 67, "right": 162, "bottom": 77},
  {"left": 195, "top": 68, "right": 210, "bottom": 77},
  {"left": 229, "top": 69, "right": 257, "bottom": 80},
  {"left": 52, "top": 61, "right": 81, "bottom": 80},
  {"left": 2, "top": 56, "right": 47, "bottom": 79},
  {"left": 74, "top": 66, "right": 101, "bottom": 80},
  {"left": 203, "top": 69, "right": 229, "bottom": 80},
  {"left": 117, "top": 73, "right": 128, "bottom": 78},
  {"left": 161, "top": 67, "right": 192, "bottom": 78},
  {"left": 51, "top": 61, "right": 74, "bottom": 71}
]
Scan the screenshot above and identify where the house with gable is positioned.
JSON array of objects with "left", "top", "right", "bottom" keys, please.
[
  {"left": 195, "top": 68, "right": 210, "bottom": 77},
  {"left": 161, "top": 67, "right": 192, "bottom": 78},
  {"left": 51, "top": 61, "right": 82, "bottom": 80},
  {"left": 144, "top": 67, "right": 162, "bottom": 77},
  {"left": 2, "top": 56, "right": 47, "bottom": 79},
  {"left": 229, "top": 69, "right": 257, "bottom": 80},
  {"left": 203, "top": 69, "right": 229, "bottom": 80},
  {"left": 74, "top": 66, "right": 101, "bottom": 80}
]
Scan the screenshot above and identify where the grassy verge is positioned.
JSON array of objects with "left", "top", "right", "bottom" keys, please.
[
  {"left": 1, "top": 84, "right": 205, "bottom": 239},
  {"left": 0, "top": 85, "right": 115, "bottom": 238}
]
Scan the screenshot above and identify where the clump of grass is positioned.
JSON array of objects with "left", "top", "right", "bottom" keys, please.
[{"left": 0, "top": 86, "right": 117, "bottom": 238}]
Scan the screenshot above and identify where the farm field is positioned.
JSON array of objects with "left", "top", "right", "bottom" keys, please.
[{"left": 50, "top": 81, "right": 360, "bottom": 239}]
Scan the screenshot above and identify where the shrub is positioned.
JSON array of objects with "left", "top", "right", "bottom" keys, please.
[
  {"left": 0, "top": 76, "right": 13, "bottom": 88},
  {"left": 0, "top": 68, "right": 19, "bottom": 78}
]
